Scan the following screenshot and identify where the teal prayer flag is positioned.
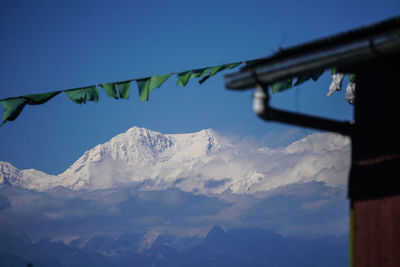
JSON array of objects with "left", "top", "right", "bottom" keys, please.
[
  {"left": 294, "top": 73, "right": 311, "bottom": 86},
  {"left": 65, "top": 86, "right": 99, "bottom": 104},
  {"left": 101, "top": 83, "right": 119, "bottom": 99},
  {"left": 137, "top": 78, "right": 150, "bottom": 102},
  {"left": 177, "top": 69, "right": 208, "bottom": 86},
  {"left": 190, "top": 68, "right": 207, "bottom": 78},
  {"left": 0, "top": 91, "right": 61, "bottom": 126},
  {"left": 294, "top": 69, "right": 324, "bottom": 87},
  {"left": 271, "top": 78, "right": 293, "bottom": 93},
  {"left": 176, "top": 63, "right": 239, "bottom": 87},
  {"left": 349, "top": 74, "right": 356, "bottom": 83},
  {"left": 138, "top": 74, "right": 171, "bottom": 102},
  {"left": 0, "top": 97, "right": 28, "bottom": 125},
  {"left": 149, "top": 74, "right": 171, "bottom": 89},
  {"left": 24, "top": 91, "right": 61, "bottom": 105},
  {"left": 199, "top": 66, "right": 222, "bottom": 84},
  {"left": 22, "top": 91, "right": 62, "bottom": 124},
  {"left": 225, "top": 62, "right": 242, "bottom": 69},
  {"left": 177, "top": 71, "right": 192, "bottom": 87},
  {"left": 116, "top": 81, "right": 131, "bottom": 99},
  {"left": 208, "top": 65, "right": 225, "bottom": 76}
]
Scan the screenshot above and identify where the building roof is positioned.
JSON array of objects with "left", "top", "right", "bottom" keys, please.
[{"left": 225, "top": 16, "right": 400, "bottom": 90}]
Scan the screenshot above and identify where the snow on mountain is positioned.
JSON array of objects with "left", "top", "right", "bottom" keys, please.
[
  {"left": 0, "top": 126, "right": 350, "bottom": 194},
  {"left": 57, "top": 127, "right": 229, "bottom": 191},
  {"left": 0, "top": 161, "right": 59, "bottom": 191},
  {"left": 0, "top": 161, "right": 23, "bottom": 186}
]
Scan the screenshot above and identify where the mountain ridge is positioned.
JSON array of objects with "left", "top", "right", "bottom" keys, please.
[
  {"left": 0, "top": 226, "right": 349, "bottom": 267},
  {"left": 0, "top": 126, "right": 350, "bottom": 194}
]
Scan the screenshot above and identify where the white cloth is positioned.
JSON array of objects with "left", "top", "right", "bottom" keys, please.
[
  {"left": 327, "top": 73, "right": 344, "bottom": 96},
  {"left": 345, "top": 82, "right": 356, "bottom": 105}
]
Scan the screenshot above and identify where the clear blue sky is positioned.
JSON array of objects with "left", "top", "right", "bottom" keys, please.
[{"left": 0, "top": 0, "right": 399, "bottom": 174}]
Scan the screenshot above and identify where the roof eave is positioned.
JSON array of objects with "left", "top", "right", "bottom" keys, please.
[{"left": 225, "top": 28, "right": 400, "bottom": 90}]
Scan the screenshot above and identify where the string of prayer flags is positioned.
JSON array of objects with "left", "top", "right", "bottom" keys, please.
[{"left": 0, "top": 58, "right": 345, "bottom": 127}]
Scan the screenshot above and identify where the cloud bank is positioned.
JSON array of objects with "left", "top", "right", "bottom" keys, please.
[{"left": 0, "top": 132, "right": 351, "bottom": 240}]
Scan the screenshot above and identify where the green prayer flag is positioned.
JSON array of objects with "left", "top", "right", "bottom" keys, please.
[
  {"left": 190, "top": 68, "right": 207, "bottom": 78},
  {"left": 294, "top": 73, "right": 311, "bottom": 86},
  {"left": 199, "top": 65, "right": 225, "bottom": 84},
  {"left": 149, "top": 74, "right": 171, "bottom": 89},
  {"left": 225, "top": 62, "right": 242, "bottom": 69},
  {"left": 177, "top": 69, "right": 208, "bottom": 87},
  {"left": 0, "top": 91, "right": 61, "bottom": 125},
  {"left": 116, "top": 81, "right": 131, "bottom": 99},
  {"left": 271, "top": 78, "right": 293, "bottom": 93},
  {"left": 138, "top": 74, "right": 171, "bottom": 102},
  {"left": 0, "top": 97, "right": 28, "bottom": 125},
  {"left": 177, "top": 71, "right": 192, "bottom": 87},
  {"left": 101, "top": 83, "right": 119, "bottom": 99},
  {"left": 24, "top": 91, "right": 61, "bottom": 105},
  {"left": 208, "top": 65, "right": 225, "bottom": 76},
  {"left": 65, "top": 86, "right": 99, "bottom": 104},
  {"left": 244, "top": 59, "right": 262, "bottom": 67},
  {"left": 137, "top": 78, "right": 150, "bottom": 102},
  {"left": 294, "top": 69, "right": 324, "bottom": 87},
  {"left": 101, "top": 81, "right": 131, "bottom": 99},
  {"left": 349, "top": 74, "right": 356, "bottom": 83},
  {"left": 176, "top": 63, "right": 240, "bottom": 87}
]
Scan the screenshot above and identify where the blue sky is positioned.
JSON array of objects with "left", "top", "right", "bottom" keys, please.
[{"left": 0, "top": 0, "right": 399, "bottom": 174}]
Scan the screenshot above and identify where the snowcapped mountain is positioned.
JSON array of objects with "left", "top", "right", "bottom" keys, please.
[
  {"left": 57, "top": 127, "right": 228, "bottom": 190},
  {"left": 0, "top": 126, "right": 350, "bottom": 194}
]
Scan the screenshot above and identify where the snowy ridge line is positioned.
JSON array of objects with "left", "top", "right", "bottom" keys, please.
[{"left": 0, "top": 126, "right": 350, "bottom": 194}]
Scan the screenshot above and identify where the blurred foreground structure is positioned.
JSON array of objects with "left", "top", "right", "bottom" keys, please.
[{"left": 225, "top": 16, "right": 400, "bottom": 267}]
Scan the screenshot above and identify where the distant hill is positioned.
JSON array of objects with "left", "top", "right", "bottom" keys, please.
[{"left": 0, "top": 226, "right": 348, "bottom": 267}]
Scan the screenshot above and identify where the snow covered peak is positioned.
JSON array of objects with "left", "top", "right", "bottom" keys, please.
[
  {"left": 122, "top": 126, "right": 167, "bottom": 142},
  {"left": 56, "top": 127, "right": 229, "bottom": 190},
  {"left": 0, "top": 161, "right": 22, "bottom": 186},
  {"left": 0, "top": 161, "right": 57, "bottom": 190},
  {"left": 285, "top": 133, "right": 350, "bottom": 154}
]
